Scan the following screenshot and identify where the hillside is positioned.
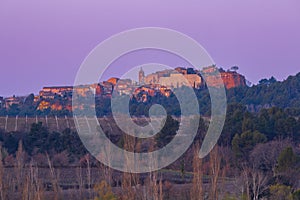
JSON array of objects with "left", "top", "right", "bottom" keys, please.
[
  {"left": 227, "top": 72, "right": 300, "bottom": 111},
  {"left": 0, "top": 72, "right": 299, "bottom": 117}
]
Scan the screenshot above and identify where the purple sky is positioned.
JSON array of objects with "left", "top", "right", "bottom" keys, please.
[{"left": 0, "top": 0, "right": 300, "bottom": 97}]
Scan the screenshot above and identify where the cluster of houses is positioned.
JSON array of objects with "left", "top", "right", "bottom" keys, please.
[
  {"left": 0, "top": 95, "right": 26, "bottom": 109},
  {"left": 0, "top": 66, "right": 246, "bottom": 111}
]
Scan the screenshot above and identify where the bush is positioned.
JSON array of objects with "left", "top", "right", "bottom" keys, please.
[
  {"left": 293, "top": 190, "right": 300, "bottom": 200},
  {"left": 269, "top": 184, "right": 293, "bottom": 200}
]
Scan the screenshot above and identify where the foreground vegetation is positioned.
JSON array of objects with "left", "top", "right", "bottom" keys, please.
[{"left": 0, "top": 103, "right": 299, "bottom": 199}]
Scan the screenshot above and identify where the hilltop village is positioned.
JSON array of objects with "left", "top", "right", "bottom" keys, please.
[{"left": 0, "top": 66, "right": 246, "bottom": 113}]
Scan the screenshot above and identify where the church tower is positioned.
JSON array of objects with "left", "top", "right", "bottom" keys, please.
[{"left": 138, "top": 67, "right": 145, "bottom": 85}]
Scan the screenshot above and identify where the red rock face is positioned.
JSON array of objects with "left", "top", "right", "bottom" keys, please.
[
  {"left": 204, "top": 71, "right": 246, "bottom": 89},
  {"left": 221, "top": 72, "right": 246, "bottom": 89},
  {"left": 107, "top": 77, "right": 119, "bottom": 85}
]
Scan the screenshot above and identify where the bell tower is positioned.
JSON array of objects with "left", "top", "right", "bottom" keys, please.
[{"left": 138, "top": 67, "right": 145, "bottom": 85}]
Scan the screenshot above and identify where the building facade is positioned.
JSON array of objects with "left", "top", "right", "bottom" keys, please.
[{"left": 139, "top": 67, "right": 203, "bottom": 89}]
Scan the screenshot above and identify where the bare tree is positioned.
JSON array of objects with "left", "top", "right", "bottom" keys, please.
[
  {"left": 209, "top": 146, "right": 221, "bottom": 200},
  {"left": 84, "top": 154, "right": 92, "bottom": 198},
  {"left": 46, "top": 153, "right": 60, "bottom": 200},
  {"left": 159, "top": 175, "right": 163, "bottom": 200},
  {"left": 15, "top": 140, "right": 26, "bottom": 198},
  {"left": 190, "top": 142, "right": 204, "bottom": 200},
  {"left": 76, "top": 165, "right": 84, "bottom": 199},
  {"left": 250, "top": 168, "right": 269, "bottom": 200},
  {"left": 218, "top": 146, "right": 231, "bottom": 199},
  {"left": 0, "top": 146, "right": 5, "bottom": 200},
  {"left": 31, "top": 161, "right": 44, "bottom": 200},
  {"left": 250, "top": 139, "right": 292, "bottom": 176},
  {"left": 121, "top": 134, "right": 139, "bottom": 200},
  {"left": 241, "top": 163, "right": 270, "bottom": 200},
  {"left": 233, "top": 168, "right": 249, "bottom": 200}
]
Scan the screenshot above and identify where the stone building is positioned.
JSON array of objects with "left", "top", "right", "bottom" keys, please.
[
  {"left": 114, "top": 79, "right": 135, "bottom": 95},
  {"left": 37, "top": 100, "right": 51, "bottom": 110},
  {"left": 133, "top": 84, "right": 171, "bottom": 102},
  {"left": 159, "top": 72, "right": 202, "bottom": 88},
  {"left": 140, "top": 67, "right": 202, "bottom": 89},
  {"left": 139, "top": 68, "right": 173, "bottom": 85},
  {"left": 4, "top": 96, "right": 24, "bottom": 108},
  {"left": 39, "top": 86, "right": 73, "bottom": 99}
]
